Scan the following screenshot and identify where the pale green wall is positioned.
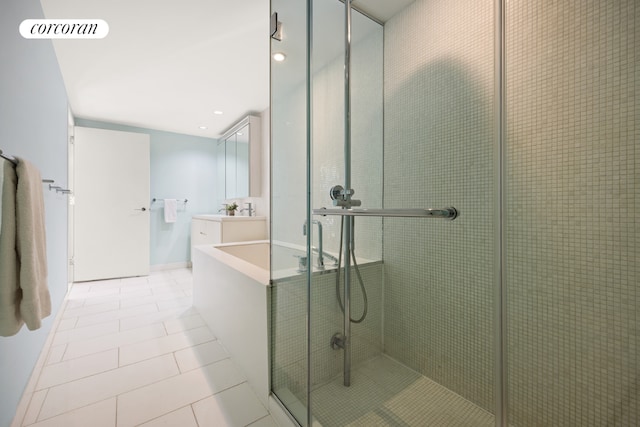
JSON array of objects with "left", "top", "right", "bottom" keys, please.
[{"left": 0, "top": 1, "right": 69, "bottom": 426}]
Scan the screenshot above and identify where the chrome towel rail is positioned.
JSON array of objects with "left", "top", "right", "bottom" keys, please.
[
  {"left": 313, "top": 207, "right": 458, "bottom": 220},
  {"left": 152, "top": 198, "right": 188, "bottom": 204},
  {"left": 0, "top": 149, "right": 18, "bottom": 165},
  {"left": 2, "top": 150, "right": 64, "bottom": 191}
]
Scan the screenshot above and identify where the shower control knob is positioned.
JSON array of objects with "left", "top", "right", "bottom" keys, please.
[
  {"left": 330, "top": 332, "right": 346, "bottom": 350},
  {"left": 329, "top": 185, "right": 344, "bottom": 201}
]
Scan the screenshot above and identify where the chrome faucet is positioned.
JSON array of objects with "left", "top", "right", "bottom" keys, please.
[
  {"left": 240, "top": 202, "right": 254, "bottom": 217},
  {"left": 314, "top": 248, "right": 338, "bottom": 265},
  {"left": 303, "top": 219, "right": 326, "bottom": 269}
]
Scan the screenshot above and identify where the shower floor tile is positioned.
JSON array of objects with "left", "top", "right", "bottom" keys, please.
[
  {"left": 13, "top": 269, "right": 279, "bottom": 427},
  {"left": 310, "top": 355, "right": 495, "bottom": 427}
]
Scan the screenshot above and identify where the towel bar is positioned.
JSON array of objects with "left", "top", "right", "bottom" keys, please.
[{"left": 152, "top": 198, "right": 188, "bottom": 203}]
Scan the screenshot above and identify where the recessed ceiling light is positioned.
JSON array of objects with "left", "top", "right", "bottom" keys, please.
[
  {"left": 199, "top": 126, "right": 208, "bottom": 130},
  {"left": 213, "top": 110, "right": 223, "bottom": 115},
  {"left": 272, "top": 52, "right": 286, "bottom": 62},
  {"left": 237, "top": 132, "right": 243, "bottom": 136}
]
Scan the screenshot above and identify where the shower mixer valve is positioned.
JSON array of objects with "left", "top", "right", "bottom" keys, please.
[{"left": 329, "top": 184, "right": 361, "bottom": 208}]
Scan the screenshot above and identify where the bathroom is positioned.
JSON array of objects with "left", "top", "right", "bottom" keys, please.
[{"left": 1, "top": 0, "right": 638, "bottom": 426}]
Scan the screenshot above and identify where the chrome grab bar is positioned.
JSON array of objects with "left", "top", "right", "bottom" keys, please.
[{"left": 313, "top": 207, "right": 458, "bottom": 220}]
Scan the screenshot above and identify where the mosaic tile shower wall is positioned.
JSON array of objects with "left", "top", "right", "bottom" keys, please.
[
  {"left": 505, "top": 1, "right": 639, "bottom": 425},
  {"left": 382, "top": 0, "right": 497, "bottom": 413}
]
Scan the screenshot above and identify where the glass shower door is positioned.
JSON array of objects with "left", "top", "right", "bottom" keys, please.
[
  {"left": 271, "top": 0, "right": 499, "bottom": 425},
  {"left": 269, "top": 0, "right": 310, "bottom": 425}
]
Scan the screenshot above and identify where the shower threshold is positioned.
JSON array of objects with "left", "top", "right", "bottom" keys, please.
[{"left": 278, "top": 355, "right": 494, "bottom": 427}]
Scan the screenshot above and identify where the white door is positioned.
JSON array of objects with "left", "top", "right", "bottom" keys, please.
[{"left": 74, "top": 127, "right": 150, "bottom": 282}]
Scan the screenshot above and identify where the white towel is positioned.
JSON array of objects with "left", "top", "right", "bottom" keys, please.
[
  {"left": 0, "top": 159, "right": 21, "bottom": 336},
  {"left": 15, "top": 157, "right": 50, "bottom": 331},
  {"left": 164, "top": 199, "right": 178, "bottom": 223},
  {"left": 0, "top": 158, "right": 4, "bottom": 231}
]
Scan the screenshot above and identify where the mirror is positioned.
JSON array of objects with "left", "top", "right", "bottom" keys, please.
[
  {"left": 235, "top": 124, "right": 250, "bottom": 197},
  {"left": 221, "top": 115, "right": 261, "bottom": 199},
  {"left": 225, "top": 131, "right": 238, "bottom": 198}
]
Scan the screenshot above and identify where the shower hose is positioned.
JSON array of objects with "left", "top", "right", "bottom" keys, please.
[{"left": 335, "top": 216, "right": 368, "bottom": 323}]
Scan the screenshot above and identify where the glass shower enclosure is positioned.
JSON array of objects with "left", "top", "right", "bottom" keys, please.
[{"left": 270, "top": 0, "right": 638, "bottom": 426}]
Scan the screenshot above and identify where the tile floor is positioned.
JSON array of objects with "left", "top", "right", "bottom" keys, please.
[
  {"left": 276, "top": 355, "right": 494, "bottom": 427},
  {"left": 14, "top": 268, "right": 279, "bottom": 427}
]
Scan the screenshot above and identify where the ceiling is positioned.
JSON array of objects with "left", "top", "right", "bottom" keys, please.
[{"left": 40, "top": 0, "right": 414, "bottom": 139}]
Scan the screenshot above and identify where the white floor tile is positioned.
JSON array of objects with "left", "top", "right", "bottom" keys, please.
[
  {"left": 74, "top": 302, "right": 158, "bottom": 328},
  {"left": 45, "top": 345, "right": 66, "bottom": 365},
  {"left": 63, "top": 323, "right": 166, "bottom": 361},
  {"left": 119, "top": 292, "right": 187, "bottom": 309},
  {"left": 170, "top": 269, "right": 192, "bottom": 279},
  {"left": 163, "top": 312, "right": 206, "bottom": 335},
  {"left": 38, "top": 354, "right": 179, "bottom": 420},
  {"left": 156, "top": 296, "right": 192, "bottom": 311},
  {"left": 16, "top": 267, "right": 279, "bottom": 427},
  {"left": 192, "top": 383, "right": 269, "bottom": 427},
  {"left": 119, "top": 284, "right": 153, "bottom": 295},
  {"left": 119, "top": 277, "right": 150, "bottom": 286},
  {"left": 61, "top": 301, "right": 120, "bottom": 320},
  {"left": 151, "top": 289, "right": 190, "bottom": 301},
  {"left": 36, "top": 349, "right": 118, "bottom": 390},
  {"left": 174, "top": 340, "right": 229, "bottom": 373},
  {"left": 55, "top": 317, "right": 78, "bottom": 331},
  {"left": 148, "top": 274, "right": 176, "bottom": 285},
  {"left": 119, "top": 307, "right": 192, "bottom": 332},
  {"left": 79, "top": 288, "right": 153, "bottom": 307},
  {"left": 248, "top": 416, "right": 280, "bottom": 427},
  {"left": 64, "top": 299, "right": 85, "bottom": 310},
  {"left": 52, "top": 320, "right": 120, "bottom": 346},
  {"left": 137, "top": 406, "right": 198, "bottom": 427},
  {"left": 67, "top": 287, "right": 121, "bottom": 301},
  {"left": 119, "top": 326, "right": 214, "bottom": 366},
  {"left": 116, "top": 358, "right": 245, "bottom": 427},
  {"left": 88, "top": 278, "right": 122, "bottom": 289},
  {"left": 150, "top": 282, "right": 184, "bottom": 293},
  {"left": 28, "top": 397, "right": 116, "bottom": 427}
]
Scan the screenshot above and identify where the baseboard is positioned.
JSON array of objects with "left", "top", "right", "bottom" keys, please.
[
  {"left": 11, "top": 288, "right": 71, "bottom": 427},
  {"left": 150, "top": 262, "right": 191, "bottom": 272}
]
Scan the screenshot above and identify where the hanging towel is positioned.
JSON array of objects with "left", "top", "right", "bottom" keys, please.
[
  {"left": 0, "top": 157, "right": 4, "bottom": 231},
  {"left": 15, "top": 157, "right": 50, "bottom": 331},
  {"left": 164, "top": 199, "right": 178, "bottom": 223},
  {"left": 0, "top": 159, "right": 22, "bottom": 336}
]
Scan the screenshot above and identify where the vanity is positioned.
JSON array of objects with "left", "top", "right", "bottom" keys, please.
[{"left": 190, "top": 214, "right": 267, "bottom": 261}]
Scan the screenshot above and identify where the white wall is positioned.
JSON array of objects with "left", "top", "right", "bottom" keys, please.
[{"left": 0, "top": 1, "right": 69, "bottom": 426}]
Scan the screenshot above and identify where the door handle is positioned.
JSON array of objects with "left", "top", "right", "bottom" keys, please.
[{"left": 134, "top": 207, "right": 147, "bottom": 211}]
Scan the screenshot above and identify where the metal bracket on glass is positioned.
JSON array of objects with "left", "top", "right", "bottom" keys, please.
[
  {"left": 270, "top": 13, "right": 283, "bottom": 41},
  {"left": 313, "top": 207, "right": 458, "bottom": 220}
]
